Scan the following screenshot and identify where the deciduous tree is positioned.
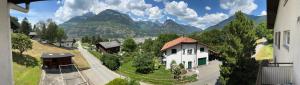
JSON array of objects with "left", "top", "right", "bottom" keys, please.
[{"left": 12, "top": 33, "right": 32, "bottom": 54}]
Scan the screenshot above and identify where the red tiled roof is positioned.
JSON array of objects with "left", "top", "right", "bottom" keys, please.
[{"left": 161, "top": 37, "right": 197, "bottom": 51}]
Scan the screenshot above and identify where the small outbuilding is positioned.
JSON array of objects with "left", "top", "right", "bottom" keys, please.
[
  {"left": 41, "top": 53, "right": 74, "bottom": 69},
  {"left": 95, "top": 41, "right": 120, "bottom": 54},
  {"left": 29, "top": 32, "right": 38, "bottom": 39}
]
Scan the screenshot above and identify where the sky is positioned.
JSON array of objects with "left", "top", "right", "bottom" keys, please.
[{"left": 10, "top": 0, "right": 266, "bottom": 29}]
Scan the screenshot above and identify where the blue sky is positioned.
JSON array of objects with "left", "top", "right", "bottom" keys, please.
[{"left": 10, "top": 0, "right": 266, "bottom": 29}]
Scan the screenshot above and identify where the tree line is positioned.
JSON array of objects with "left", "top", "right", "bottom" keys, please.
[
  {"left": 189, "top": 11, "right": 273, "bottom": 85},
  {"left": 10, "top": 16, "right": 68, "bottom": 55}
]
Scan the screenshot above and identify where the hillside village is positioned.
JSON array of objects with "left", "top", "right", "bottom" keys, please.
[{"left": 2, "top": 0, "right": 298, "bottom": 85}]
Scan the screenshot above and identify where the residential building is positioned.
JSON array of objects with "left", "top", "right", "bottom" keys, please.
[
  {"left": 95, "top": 41, "right": 121, "bottom": 54},
  {"left": 161, "top": 37, "right": 209, "bottom": 69},
  {"left": 257, "top": 0, "right": 300, "bottom": 84}
]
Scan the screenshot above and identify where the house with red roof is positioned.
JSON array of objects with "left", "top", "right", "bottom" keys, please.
[{"left": 161, "top": 37, "right": 209, "bottom": 69}]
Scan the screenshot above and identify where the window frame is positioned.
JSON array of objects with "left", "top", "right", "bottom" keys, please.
[
  {"left": 283, "top": 30, "right": 290, "bottom": 49},
  {"left": 171, "top": 49, "right": 177, "bottom": 54},
  {"left": 200, "top": 47, "right": 205, "bottom": 52},
  {"left": 187, "top": 49, "right": 193, "bottom": 55}
]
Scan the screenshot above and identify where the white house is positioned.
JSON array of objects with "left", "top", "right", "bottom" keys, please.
[
  {"left": 261, "top": 0, "right": 300, "bottom": 84},
  {"left": 161, "top": 37, "right": 209, "bottom": 69}
]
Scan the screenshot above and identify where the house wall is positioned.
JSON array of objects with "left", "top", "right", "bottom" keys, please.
[
  {"left": 0, "top": 0, "right": 13, "bottom": 85},
  {"left": 162, "top": 43, "right": 209, "bottom": 69},
  {"left": 273, "top": 0, "right": 300, "bottom": 84}
]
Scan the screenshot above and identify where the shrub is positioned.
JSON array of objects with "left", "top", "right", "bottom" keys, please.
[
  {"left": 179, "top": 63, "right": 185, "bottom": 69},
  {"left": 11, "top": 33, "right": 32, "bottom": 54},
  {"left": 106, "top": 78, "right": 128, "bottom": 85},
  {"left": 133, "top": 52, "right": 155, "bottom": 74},
  {"left": 182, "top": 74, "right": 198, "bottom": 82},
  {"left": 106, "top": 78, "right": 140, "bottom": 85},
  {"left": 172, "top": 65, "right": 181, "bottom": 80},
  {"left": 101, "top": 53, "right": 120, "bottom": 70}
]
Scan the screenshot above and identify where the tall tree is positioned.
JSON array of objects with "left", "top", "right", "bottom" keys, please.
[
  {"left": 20, "top": 17, "right": 32, "bottom": 35},
  {"left": 56, "top": 28, "right": 67, "bottom": 46},
  {"left": 219, "top": 11, "right": 259, "bottom": 85},
  {"left": 11, "top": 33, "right": 32, "bottom": 54},
  {"left": 122, "top": 38, "right": 137, "bottom": 52},
  {"left": 10, "top": 16, "right": 20, "bottom": 32},
  {"left": 46, "top": 21, "right": 58, "bottom": 43},
  {"left": 255, "top": 22, "right": 273, "bottom": 42}
]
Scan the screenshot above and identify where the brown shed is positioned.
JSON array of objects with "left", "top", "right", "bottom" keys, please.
[
  {"left": 95, "top": 41, "right": 120, "bottom": 54},
  {"left": 41, "top": 53, "right": 74, "bottom": 69}
]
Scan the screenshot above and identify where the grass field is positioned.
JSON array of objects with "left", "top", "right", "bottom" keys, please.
[
  {"left": 13, "top": 40, "right": 90, "bottom": 85},
  {"left": 255, "top": 44, "right": 273, "bottom": 61},
  {"left": 117, "top": 61, "right": 177, "bottom": 85}
]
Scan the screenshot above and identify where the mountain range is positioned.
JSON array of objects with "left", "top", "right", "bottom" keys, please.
[
  {"left": 59, "top": 9, "right": 202, "bottom": 38},
  {"left": 59, "top": 9, "right": 266, "bottom": 38},
  {"left": 205, "top": 14, "right": 266, "bottom": 30}
]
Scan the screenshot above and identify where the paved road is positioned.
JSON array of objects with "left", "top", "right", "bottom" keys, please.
[
  {"left": 188, "top": 60, "right": 222, "bottom": 85},
  {"left": 77, "top": 42, "right": 150, "bottom": 85},
  {"left": 78, "top": 42, "right": 121, "bottom": 85}
]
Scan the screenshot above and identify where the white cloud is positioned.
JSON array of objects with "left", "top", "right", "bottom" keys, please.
[
  {"left": 54, "top": 0, "right": 156, "bottom": 23},
  {"left": 205, "top": 6, "right": 211, "bottom": 11},
  {"left": 220, "top": 0, "right": 257, "bottom": 14},
  {"left": 165, "top": 1, "right": 198, "bottom": 22},
  {"left": 192, "top": 13, "right": 229, "bottom": 29},
  {"left": 260, "top": 10, "right": 267, "bottom": 16},
  {"left": 148, "top": 6, "right": 163, "bottom": 20}
]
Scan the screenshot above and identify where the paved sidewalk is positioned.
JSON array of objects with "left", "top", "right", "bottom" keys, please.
[{"left": 188, "top": 60, "right": 222, "bottom": 85}]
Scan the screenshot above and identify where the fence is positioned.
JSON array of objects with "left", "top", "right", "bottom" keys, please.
[{"left": 256, "top": 62, "right": 293, "bottom": 85}]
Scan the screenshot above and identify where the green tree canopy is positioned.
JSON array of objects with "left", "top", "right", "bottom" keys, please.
[
  {"left": 255, "top": 22, "right": 273, "bottom": 42},
  {"left": 20, "top": 17, "right": 32, "bottom": 35},
  {"left": 133, "top": 52, "right": 155, "bottom": 74},
  {"left": 122, "top": 38, "right": 137, "bottom": 52},
  {"left": 10, "top": 16, "right": 20, "bottom": 32},
  {"left": 12, "top": 33, "right": 32, "bottom": 54},
  {"left": 219, "top": 11, "right": 259, "bottom": 85}
]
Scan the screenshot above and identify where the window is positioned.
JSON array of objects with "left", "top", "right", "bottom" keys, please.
[
  {"left": 187, "top": 49, "right": 193, "bottom": 55},
  {"left": 171, "top": 49, "right": 177, "bottom": 54},
  {"left": 200, "top": 48, "right": 205, "bottom": 52},
  {"left": 284, "top": 30, "right": 290, "bottom": 49},
  {"left": 183, "top": 49, "right": 186, "bottom": 55},
  {"left": 275, "top": 32, "right": 281, "bottom": 49}
]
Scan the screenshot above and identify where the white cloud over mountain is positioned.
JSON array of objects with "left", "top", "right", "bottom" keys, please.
[
  {"left": 54, "top": 0, "right": 261, "bottom": 29},
  {"left": 220, "top": 0, "right": 257, "bottom": 14}
]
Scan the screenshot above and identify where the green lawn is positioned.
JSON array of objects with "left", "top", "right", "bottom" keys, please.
[
  {"left": 117, "top": 61, "right": 177, "bottom": 85},
  {"left": 12, "top": 52, "right": 41, "bottom": 85},
  {"left": 88, "top": 50, "right": 102, "bottom": 59},
  {"left": 255, "top": 44, "right": 273, "bottom": 61}
]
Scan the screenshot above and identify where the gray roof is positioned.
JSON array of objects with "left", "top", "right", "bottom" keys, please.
[
  {"left": 99, "top": 41, "right": 120, "bottom": 49},
  {"left": 41, "top": 53, "right": 74, "bottom": 58},
  {"left": 29, "top": 32, "right": 37, "bottom": 36}
]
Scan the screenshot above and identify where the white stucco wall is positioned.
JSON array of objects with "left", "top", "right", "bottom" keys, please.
[
  {"left": 162, "top": 43, "right": 209, "bottom": 69},
  {"left": 273, "top": 0, "right": 300, "bottom": 84},
  {"left": 0, "top": 0, "right": 14, "bottom": 84}
]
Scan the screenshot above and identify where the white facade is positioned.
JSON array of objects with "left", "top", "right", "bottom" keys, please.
[
  {"left": 162, "top": 43, "right": 209, "bottom": 69},
  {"left": 273, "top": 0, "right": 300, "bottom": 84}
]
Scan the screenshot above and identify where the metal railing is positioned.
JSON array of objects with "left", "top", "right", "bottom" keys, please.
[{"left": 256, "top": 61, "right": 293, "bottom": 85}]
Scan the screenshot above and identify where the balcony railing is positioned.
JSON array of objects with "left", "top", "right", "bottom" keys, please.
[{"left": 256, "top": 61, "right": 293, "bottom": 85}]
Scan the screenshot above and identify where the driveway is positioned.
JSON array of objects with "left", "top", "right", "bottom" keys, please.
[
  {"left": 41, "top": 68, "right": 87, "bottom": 85},
  {"left": 188, "top": 60, "right": 222, "bottom": 85},
  {"left": 78, "top": 42, "right": 121, "bottom": 85}
]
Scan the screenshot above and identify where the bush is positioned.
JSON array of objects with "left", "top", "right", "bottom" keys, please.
[
  {"left": 122, "top": 38, "right": 137, "bottom": 52},
  {"left": 106, "top": 78, "right": 128, "bottom": 85},
  {"left": 133, "top": 52, "right": 155, "bottom": 74},
  {"left": 12, "top": 33, "right": 32, "bottom": 54},
  {"left": 182, "top": 74, "right": 198, "bottom": 82},
  {"left": 101, "top": 53, "right": 120, "bottom": 70},
  {"left": 171, "top": 65, "right": 181, "bottom": 80},
  {"left": 106, "top": 78, "right": 140, "bottom": 85}
]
